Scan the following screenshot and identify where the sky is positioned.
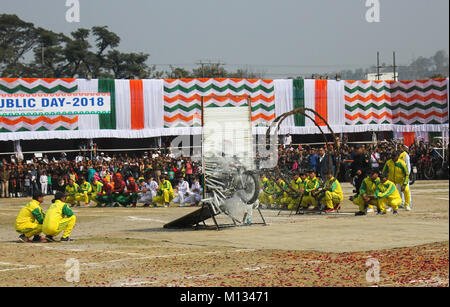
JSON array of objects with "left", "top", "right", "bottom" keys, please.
[{"left": 1, "top": 0, "right": 449, "bottom": 77}]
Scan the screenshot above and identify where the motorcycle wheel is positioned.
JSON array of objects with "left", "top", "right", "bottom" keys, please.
[{"left": 238, "top": 171, "right": 260, "bottom": 204}]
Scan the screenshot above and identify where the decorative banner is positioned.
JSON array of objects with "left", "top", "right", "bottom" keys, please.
[
  {"left": 0, "top": 77, "right": 448, "bottom": 140},
  {"left": 0, "top": 78, "right": 80, "bottom": 133},
  {"left": 344, "top": 79, "right": 449, "bottom": 125},
  {"left": 0, "top": 93, "right": 111, "bottom": 117},
  {"left": 163, "top": 78, "right": 275, "bottom": 128}
]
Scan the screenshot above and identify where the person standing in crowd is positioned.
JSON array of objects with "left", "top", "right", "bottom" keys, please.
[
  {"left": 283, "top": 133, "right": 292, "bottom": 149},
  {"left": 40, "top": 171, "right": 48, "bottom": 196},
  {"left": 87, "top": 164, "right": 97, "bottom": 184},
  {"left": 1, "top": 164, "right": 10, "bottom": 198},
  {"left": 14, "top": 191, "right": 47, "bottom": 243},
  {"left": 382, "top": 151, "right": 411, "bottom": 211},
  {"left": 43, "top": 192, "right": 76, "bottom": 242},
  {"left": 399, "top": 144, "right": 412, "bottom": 209},
  {"left": 370, "top": 147, "right": 381, "bottom": 170},
  {"left": 167, "top": 164, "right": 176, "bottom": 187},
  {"left": 307, "top": 148, "right": 319, "bottom": 174},
  {"left": 317, "top": 147, "right": 335, "bottom": 181},
  {"left": 24, "top": 175, "right": 32, "bottom": 197},
  {"left": 350, "top": 145, "right": 370, "bottom": 191},
  {"left": 185, "top": 159, "right": 193, "bottom": 185},
  {"left": 47, "top": 172, "right": 53, "bottom": 195}
]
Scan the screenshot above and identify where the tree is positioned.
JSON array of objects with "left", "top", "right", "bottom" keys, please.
[
  {"left": 192, "top": 63, "right": 227, "bottom": 78},
  {"left": 0, "top": 14, "right": 164, "bottom": 79},
  {"left": 31, "top": 28, "right": 71, "bottom": 78},
  {"left": 91, "top": 26, "right": 120, "bottom": 77},
  {"left": 105, "top": 50, "right": 152, "bottom": 79},
  {"left": 0, "top": 14, "right": 39, "bottom": 76},
  {"left": 166, "top": 65, "right": 192, "bottom": 79}
]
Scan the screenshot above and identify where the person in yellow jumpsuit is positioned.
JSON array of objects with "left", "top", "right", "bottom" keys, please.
[
  {"left": 398, "top": 147, "right": 412, "bottom": 210},
  {"left": 76, "top": 177, "right": 92, "bottom": 207},
  {"left": 375, "top": 173, "right": 401, "bottom": 215},
  {"left": 272, "top": 178, "right": 291, "bottom": 209},
  {"left": 90, "top": 177, "right": 103, "bottom": 206},
  {"left": 14, "top": 191, "right": 47, "bottom": 243},
  {"left": 65, "top": 179, "right": 79, "bottom": 207},
  {"left": 352, "top": 169, "right": 381, "bottom": 216},
  {"left": 258, "top": 174, "right": 275, "bottom": 208},
  {"left": 382, "top": 152, "right": 410, "bottom": 211},
  {"left": 300, "top": 170, "right": 321, "bottom": 210},
  {"left": 153, "top": 175, "right": 174, "bottom": 207},
  {"left": 259, "top": 173, "right": 269, "bottom": 191},
  {"left": 317, "top": 172, "right": 344, "bottom": 213},
  {"left": 43, "top": 192, "right": 76, "bottom": 242},
  {"left": 287, "top": 173, "right": 305, "bottom": 210}
]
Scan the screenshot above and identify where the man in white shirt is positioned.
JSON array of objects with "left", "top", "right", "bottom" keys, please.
[
  {"left": 138, "top": 179, "right": 152, "bottom": 207},
  {"left": 173, "top": 177, "right": 190, "bottom": 207},
  {"left": 42, "top": 155, "right": 49, "bottom": 165},
  {"left": 370, "top": 148, "right": 381, "bottom": 169},
  {"left": 75, "top": 153, "right": 84, "bottom": 164},
  {"left": 40, "top": 172, "right": 48, "bottom": 195},
  {"left": 103, "top": 154, "right": 112, "bottom": 162},
  {"left": 139, "top": 177, "right": 158, "bottom": 207},
  {"left": 185, "top": 177, "right": 202, "bottom": 206},
  {"left": 283, "top": 134, "right": 292, "bottom": 149}
]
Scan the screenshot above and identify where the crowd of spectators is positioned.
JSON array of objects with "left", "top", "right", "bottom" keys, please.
[
  {"left": 274, "top": 136, "right": 449, "bottom": 182},
  {"left": 0, "top": 149, "right": 201, "bottom": 199},
  {"left": 0, "top": 136, "right": 448, "bottom": 199}
]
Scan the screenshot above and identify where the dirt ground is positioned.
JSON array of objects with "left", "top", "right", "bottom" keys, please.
[{"left": 0, "top": 180, "right": 448, "bottom": 287}]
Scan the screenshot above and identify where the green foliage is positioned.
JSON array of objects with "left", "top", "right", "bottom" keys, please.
[{"left": 0, "top": 14, "right": 161, "bottom": 78}]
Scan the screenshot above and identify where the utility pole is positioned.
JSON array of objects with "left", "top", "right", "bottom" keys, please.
[
  {"left": 375, "top": 51, "right": 398, "bottom": 81},
  {"left": 377, "top": 52, "right": 380, "bottom": 80},
  {"left": 196, "top": 61, "right": 206, "bottom": 78},
  {"left": 393, "top": 51, "right": 397, "bottom": 81}
]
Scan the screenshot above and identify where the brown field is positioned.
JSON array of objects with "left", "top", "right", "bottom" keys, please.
[{"left": 0, "top": 180, "right": 448, "bottom": 287}]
